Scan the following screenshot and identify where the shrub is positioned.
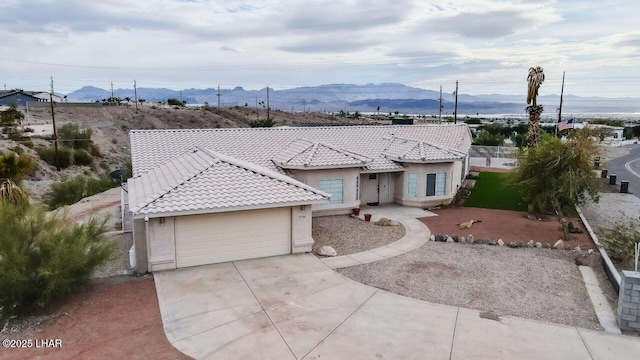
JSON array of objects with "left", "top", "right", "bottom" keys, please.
[
  {"left": 0, "top": 203, "right": 114, "bottom": 320},
  {"left": 248, "top": 118, "right": 276, "bottom": 128},
  {"left": 73, "top": 149, "right": 94, "bottom": 166},
  {"left": 58, "top": 124, "right": 93, "bottom": 150},
  {"left": 36, "top": 146, "right": 73, "bottom": 169},
  {"left": 0, "top": 151, "right": 37, "bottom": 184},
  {"left": 44, "top": 172, "right": 119, "bottom": 209},
  {"left": 601, "top": 219, "right": 640, "bottom": 267},
  {"left": 44, "top": 175, "right": 87, "bottom": 209},
  {"left": 167, "top": 98, "right": 185, "bottom": 106},
  {"left": 90, "top": 144, "right": 103, "bottom": 158},
  {"left": 10, "top": 145, "right": 24, "bottom": 155}
]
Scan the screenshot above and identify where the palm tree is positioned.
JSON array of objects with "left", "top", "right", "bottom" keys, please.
[{"left": 526, "top": 66, "right": 545, "bottom": 148}]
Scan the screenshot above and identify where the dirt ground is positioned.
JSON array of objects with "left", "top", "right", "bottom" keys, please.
[
  {"left": 420, "top": 207, "right": 596, "bottom": 250},
  {"left": 312, "top": 215, "right": 405, "bottom": 255},
  {"left": 1, "top": 276, "right": 189, "bottom": 360}
]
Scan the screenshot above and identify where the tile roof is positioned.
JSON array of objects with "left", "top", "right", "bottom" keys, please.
[
  {"left": 272, "top": 139, "right": 372, "bottom": 169},
  {"left": 128, "top": 147, "right": 330, "bottom": 217},
  {"left": 383, "top": 136, "right": 467, "bottom": 163},
  {"left": 130, "top": 124, "right": 471, "bottom": 177}
]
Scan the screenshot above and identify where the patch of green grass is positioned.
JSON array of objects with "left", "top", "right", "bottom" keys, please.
[{"left": 465, "top": 172, "right": 526, "bottom": 211}]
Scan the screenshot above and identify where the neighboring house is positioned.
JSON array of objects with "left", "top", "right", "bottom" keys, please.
[
  {"left": 0, "top": 90, "right": 61, "bottom": 106},
  {"left": 127, "top": 124, "right": 472, "bottom": 272}
]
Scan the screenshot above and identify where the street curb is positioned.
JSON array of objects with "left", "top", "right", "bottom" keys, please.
[{"left": 576, "top": 206, "right": 621, "bottom": 293}]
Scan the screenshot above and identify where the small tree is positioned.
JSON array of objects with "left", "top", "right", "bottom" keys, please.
[
  {"left": 1, "top": 104, "right": 25, "bottom": 139},
  {"left": 167, "top": 98, "right": 184, "bottom": 107},
  {"left": 0, "top": 202, "right": 114, "bottom": 320},
  {"left": 512, "top": 133, "right": 600, "bottom": 214}
]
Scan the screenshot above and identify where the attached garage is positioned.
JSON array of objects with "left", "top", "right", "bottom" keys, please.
[
  {"left": 175, "top": 208, "right": 291, "bottom": 268},
  {"left": 127, "top": 147, "right": 329, "bottom": 272}
]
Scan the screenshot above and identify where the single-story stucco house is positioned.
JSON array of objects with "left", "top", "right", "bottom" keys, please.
[{"left": 127, "top": 124, "right": 472, "bottom": 273}]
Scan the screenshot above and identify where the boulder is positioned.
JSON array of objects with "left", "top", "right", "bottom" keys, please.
[
  {"left": 446, "top": 236, "right": 454, "bottom": 243},
  {"left": 535, "top": 242, "right": 542, "bottom": 248},
  {"left": 527, "top": 240, "right": 534, "bottom": 248},
  {"left": 467, "top": 234, "right": 474, "bottom": 243},
  {"left": 487, "top": 238, "right": 497, "bottom": 246},
  {"left": 574, "top": 246, "right": 581, "bottom": 252},
  {"left": 452, "top": 234, "right": 459, "bottom": 243},
  {"left": 374, "top": 217, "right": 392, "bottom": 226},
  {"left": 473, "top": 239, "right": 485, "bottom": 245},
  {"left": 317, "top": 246, "right": 337, "bottom": 257},
  {"left": 460, "top": 236, "right": 466, "bottom": 243},
  {"left": 497, "top": 239, "right": 504, "bottom": 246},
  {"left": 545, "top": 243, "right": 551, "bottom": 249},
  {"left": 587, "top": 249, "right": 594, "bottom": 255},
  {"left": 553, "top": 240, "right": 564, "bottom": 249},
  {"left": 508, "top": 242, "right": 518, "bottom": 248}
]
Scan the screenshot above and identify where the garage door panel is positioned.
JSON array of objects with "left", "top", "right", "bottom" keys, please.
[{"left": 175, "top": 208, "right": 291, "bottom": 268}]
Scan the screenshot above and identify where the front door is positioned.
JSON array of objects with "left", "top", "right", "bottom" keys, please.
[{"left": 362, "top": 173, "right": 379, "bottom": 205}]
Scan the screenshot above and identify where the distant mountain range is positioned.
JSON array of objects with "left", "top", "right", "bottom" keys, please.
[{"left": 66, "top": 83, "right": 640, "bottom": 116}]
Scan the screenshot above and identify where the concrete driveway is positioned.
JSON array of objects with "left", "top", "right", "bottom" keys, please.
[{"left": 154, "top": 254, "right": 640, "bottom": 360}]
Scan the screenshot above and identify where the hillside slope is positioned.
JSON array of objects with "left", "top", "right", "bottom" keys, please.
[{"left": 4, "top": 104, "right": 373, "bottom": 200}]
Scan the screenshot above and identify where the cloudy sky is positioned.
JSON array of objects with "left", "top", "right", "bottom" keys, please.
[{"left": 1, "top": 0, "right": 638, "bottom": 97}]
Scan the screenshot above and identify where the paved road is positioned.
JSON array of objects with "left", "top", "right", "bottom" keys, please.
[{"left": 606, "top": 144, "right": 640, "bottom": 198}]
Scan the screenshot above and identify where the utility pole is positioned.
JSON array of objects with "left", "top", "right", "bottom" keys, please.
[
  {"left": 266, "top": 86, "right": 270, "bottom": 120},
  {"left": 555, "top": 71, "right": 565, "bottom": 137},
  {"left": 50, "top": 77, "right": 60, "bottom": 171},
  {"left": 217, "top": 85, "right": 221, "bottom": 109},
  {"left": 454, "top": 81, "right": 459, "bottom": 124},
  {"left": 134, "top": 79, "right": 138, "bottom": 113},
  {"left": 439, "top": 85, "right": 443, "bottom": 122},
  {"left": 303, "top": 99, "right": 305, "bottom": 113},
  {"left": 110, "top": 81, "right": 114, "bottom": 100},
  {"left": 180, "top": 90, "right": 183, "bottom": 104}
]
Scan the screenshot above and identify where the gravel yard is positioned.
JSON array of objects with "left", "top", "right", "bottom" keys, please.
[
  {"left": 312, "top": 215, "right": 405, "bottom": 256},
  {"left": 338, "top": 241, "right": 617, "bottom": 330}
]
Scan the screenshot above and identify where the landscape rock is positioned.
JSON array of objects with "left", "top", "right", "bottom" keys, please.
[
  {"left": 497, "top": 239, "right": 504, "bottom": 246},
  {"left": 374, "top": 217, "right": 392, "bottom": 226},
  {"left": 460, "top": 236, "right": 466, "bottom": 243},
  {"left": 317, "top": 246, "right": 337, "bottom": 257},
  {"left": 527, "top": 240, "right": 534, "bottom": 248},
  {"left": 574, "top": 246, "right": 581, "bottom": 252},
  {"left": 435, "top": 234, "right": 444, "bottom": 242},
  {"left": 519, "top": 242, "right": 524, "bottom": 248},
  {"left": 467, "top": 234, "right": 474, "bottom": 243},
  {"left": 535, "top": 242, "right": 542, "bottom": 248},
  {"left": 452, "top": 234, "right": 459, "bottom": 243},
  {"left": 389, "top": 219, "right": 401, "bottom": 226},
  {"left": 446, "top": 236, "right": 454, "bottom": 243},
  {"left": 430, "top": 234, "right": 435, "bottom": 241},
  {"left": 575, "top": 255, "right": 588, "bottom": 266},
  {"left": 487, "top": 238, "right": 497, "bottom": 246},
  {"left": 546, "top": 243, "right": 551, "bottom": 249},
  {"left": 473, "top": 239, "right": 485, "bottom": 245},
  {"left": 508, "top": 242, "right": 518, "bottom": 248},
  {"left": 553, "top": 240, "right": 564, "bottom": 249}
]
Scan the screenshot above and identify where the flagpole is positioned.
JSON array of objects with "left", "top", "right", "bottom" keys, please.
[{"left": 556, "top": 71, "right": 565, "bottom": 137}]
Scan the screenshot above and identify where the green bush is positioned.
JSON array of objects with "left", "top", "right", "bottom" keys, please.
[
  {"left": 73, "top": 149, "right": 94, "bottom": 166},
  {"left": 167, "top": 98, "right": 185, "bottom": 106},
  {"left": 44, "top": 175, "right": 87, "bottom": 209},
  {"left": 44, "top": 172, "right": 119, "bottom": 210},
  {"left": 601, "top": 219, "right": 640, "bottom": 267},
  {"left": 248, "top": 118, "right": 276, "bottom": 128},
  {"left": 0, "top": 203, "right": 114, "bottom": 320},
  {"left": 0, "top": 151, "right": 37, "bottom": 184},
  {"left": 36, "top": 146, "right": 73, "bottom": 169},
  {"left": 58, "top": 124, "right": 93, "bottom": 150}
]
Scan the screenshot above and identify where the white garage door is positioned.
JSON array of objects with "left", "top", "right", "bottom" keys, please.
[{"left": 175, "top": 207, "right": 291, "bottom": 268}]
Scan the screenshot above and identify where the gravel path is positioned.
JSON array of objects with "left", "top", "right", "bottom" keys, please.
[
  {"left": 338, "top": 241, "right": 609, "bottom": 330},
  {"left": 312, "top": 215, "right": 405, "bottom": 256}
]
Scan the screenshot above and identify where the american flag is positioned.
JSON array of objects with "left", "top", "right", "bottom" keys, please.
[{"left": 558, "top": 118, "right": 574, "bottom": 131}]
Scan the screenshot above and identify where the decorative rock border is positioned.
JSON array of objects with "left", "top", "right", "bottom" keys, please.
[{"left": 429, "top": 233, "right": 594, "bottom": 255}]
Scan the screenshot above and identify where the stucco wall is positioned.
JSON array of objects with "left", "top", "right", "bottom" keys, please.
[
  {"left": 361, "top": 172, "right": 399, "bottom": 205},
  {"left": 291, "top": 168, "right": 360, "bottom": 216},
  {"left": 132, "top": 218, "right": 148, "bottom": 274},
  {"left": 395, "top": 161, "right": 462, "bottom": 207}
]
